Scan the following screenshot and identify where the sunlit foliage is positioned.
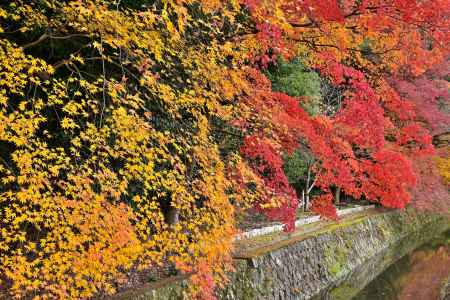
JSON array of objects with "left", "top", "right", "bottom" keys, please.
[{"left": 0, "top": 1, "right": 243, "bottom": 298}]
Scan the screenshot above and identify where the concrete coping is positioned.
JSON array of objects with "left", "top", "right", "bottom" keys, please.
[{"left": 235, "top": 205, "right": 375, "bottom": 241}]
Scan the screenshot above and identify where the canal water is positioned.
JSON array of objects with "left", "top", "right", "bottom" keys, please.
[
  {"left": 328, "top": 229, "right": 450, "bottom": 300},
  {"left": 353, "top": 229, "right": 450, "bottom": 300}
]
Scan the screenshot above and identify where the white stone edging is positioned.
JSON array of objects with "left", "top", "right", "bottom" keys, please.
[{"left": 235, "top": 205, "right": 375, "bottom": 241}]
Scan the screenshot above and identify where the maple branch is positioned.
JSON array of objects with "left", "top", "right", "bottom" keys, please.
[
  {"left": 433, "top": 131, "right": 450, "bottom": 147},
  {"left": 0, "top": 156, "right": 16, "bottom": 175},
  {"left": 0, "top": 27, "right": 26, "bottom": 34},
  {"left": 236, "top": 5, "right": 392, "bottom": 39},
  {"left": 99, "top": 35, "right": 107, "bottom": 128},
  {"left": 289, "top": 5, "right": 392, "bottom": 28},
  {"left": 293, "top": 38, "right": 401, "bottom": 56},
  {"left": 307, "top": 176, "right": 317, "bottom": 194},
  {"left": 213, "top": 128, "right": 244, "bottom": 138},
  {"left": 21, "top": 33, "right": 91, "bottom": 50},
  {"left": 21, "top": 33, "right": 50, "bottom": 50}
]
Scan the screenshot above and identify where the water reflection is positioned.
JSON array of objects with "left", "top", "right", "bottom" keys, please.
[{"left": 354, "top": 230, "right": 450, "bottom": 300}]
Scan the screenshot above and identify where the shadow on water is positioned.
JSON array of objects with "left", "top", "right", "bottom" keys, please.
[{"left": 324, "top": 226, "right": 450, "bottom": 300}]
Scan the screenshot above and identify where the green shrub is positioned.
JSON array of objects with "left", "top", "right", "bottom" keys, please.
[{"left": 267, "top": 58, "right": 322, "bottom": 115}]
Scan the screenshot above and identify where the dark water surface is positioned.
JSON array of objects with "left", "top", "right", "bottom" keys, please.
[{"left": 354, "top": 230, "right": 450, "bottom": 300}]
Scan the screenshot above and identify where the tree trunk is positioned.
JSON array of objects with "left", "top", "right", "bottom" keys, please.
[
  {"left": 166, "top": 207, "right": 179, "bottom": 226},
  {"left": 335, "top": 187, "right": 341, "bottom": 205},
  {"left": 302, "top": 189, "right": 306, "bottom": 212}
]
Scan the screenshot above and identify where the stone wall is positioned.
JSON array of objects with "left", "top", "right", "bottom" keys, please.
[
  {"left": 441, "top": 275, "right": 450, "bottom": 300},
  {"left": 113, "top": 209, "right": 450, "bottom": 300}
]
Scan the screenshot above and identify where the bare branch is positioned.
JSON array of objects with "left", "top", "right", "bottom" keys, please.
[{"left": 21, "top": 33, "right": 91, "bottom": 50}]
